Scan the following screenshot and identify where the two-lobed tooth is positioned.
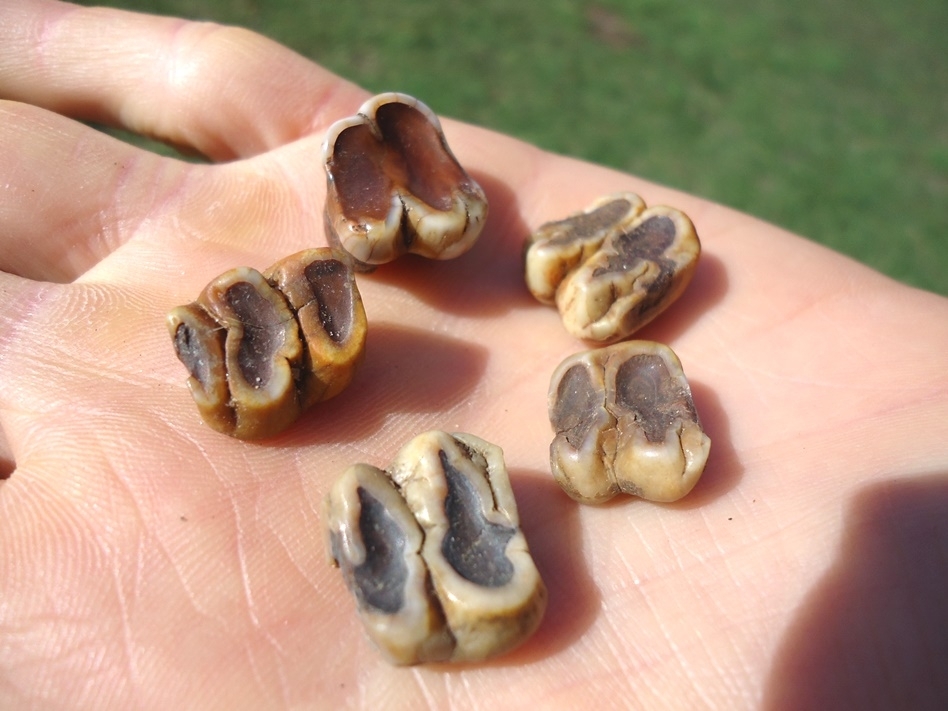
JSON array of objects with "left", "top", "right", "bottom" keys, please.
[
  {"left": 324, "top": 431, "right": 547, "bottom": 665},
  {"left": 548, "top": 340, "right": 710, "bottom": 504},
  {"left": 524, "top": 192, "right": 701, "bottom": 343},
  {"left": 322, "top": 93, "right": 488, "bottom": 270}
]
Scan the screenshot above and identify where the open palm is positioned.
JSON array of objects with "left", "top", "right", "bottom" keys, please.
[{"left": 2, "top": 2, "right": 947, "bottom": 709}]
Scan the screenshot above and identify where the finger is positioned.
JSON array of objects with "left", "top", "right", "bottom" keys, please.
[
  {"left": 0, "top": 0, "right": 368, "bottom": 160},
  {"left": 0, "top": 100, "right": 195, "bottom": 281}
]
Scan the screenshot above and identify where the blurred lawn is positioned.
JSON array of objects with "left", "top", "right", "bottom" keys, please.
[{"left": 84, "top": 0, "right": 948, "bottom": 294}]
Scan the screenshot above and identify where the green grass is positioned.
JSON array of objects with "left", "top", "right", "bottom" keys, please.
[{"left": 83, "top": 0, "right": 948, "bottom": 294}]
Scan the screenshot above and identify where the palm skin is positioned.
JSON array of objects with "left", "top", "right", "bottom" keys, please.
[{"left": 2, "top": 2, "right": 947, "bottom": 709}]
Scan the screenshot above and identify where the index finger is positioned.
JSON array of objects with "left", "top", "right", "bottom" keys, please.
[{"left": 0, "top": 0, "right": 368, "bottom": 160}]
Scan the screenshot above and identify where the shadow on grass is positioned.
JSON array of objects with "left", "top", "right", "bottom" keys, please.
[{"left": 763, "top": 474, "right": 948, "bottom": 710}]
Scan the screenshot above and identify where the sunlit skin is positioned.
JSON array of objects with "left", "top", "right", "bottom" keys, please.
[{"left": 2, "top": 2, "right": 947, "bottom": 709}]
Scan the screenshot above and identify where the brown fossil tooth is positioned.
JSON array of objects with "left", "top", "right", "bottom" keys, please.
[
  {"left": 322, "top": 93, "right": 488, "bottom": 269},
  {"left": 168, "top": 249, "right": 366, "bottom": 439}
]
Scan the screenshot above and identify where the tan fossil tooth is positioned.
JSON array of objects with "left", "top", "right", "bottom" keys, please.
[
  {"left": 548, "top": 341, "right": 710, "bottom": 504},
  {"left": 524, "top": 195, "right": 700, "bottom": 343},
  {"left": 324, "top": 463, "right": 454, "bottom": 666},
  {"left": 556, "top": 206, "right": 700, "bottom": 342},
  {"left": 524, "top": 192, "right": 646, "bottom": 304}
]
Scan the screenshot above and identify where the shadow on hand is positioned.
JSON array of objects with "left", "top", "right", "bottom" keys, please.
[
  {"left": 272, "top": 322, "right": 488, "bottom": 446},
  {"left": 763, "top": 475, "right": 948, "bottom": 710},
  {"left": 510, "top": 470, "right": 600, "bottom": 663},
  {"left": 635, "top": 251, "right": 730, "bottom": 345},
  {"left": 364, "top": 173, "right": 730, "bottom": 336},
  {"left": 362, "top": 171, "right": 534, "bottom": 318}
]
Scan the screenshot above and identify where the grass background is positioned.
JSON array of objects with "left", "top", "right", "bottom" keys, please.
[{"left": 82, "top": 0, "right": 948, "bottom": 294}]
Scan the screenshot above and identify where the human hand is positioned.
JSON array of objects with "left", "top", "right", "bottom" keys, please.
[{"left": 2, "top": 1, "right": 947, "bottom": 708}]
